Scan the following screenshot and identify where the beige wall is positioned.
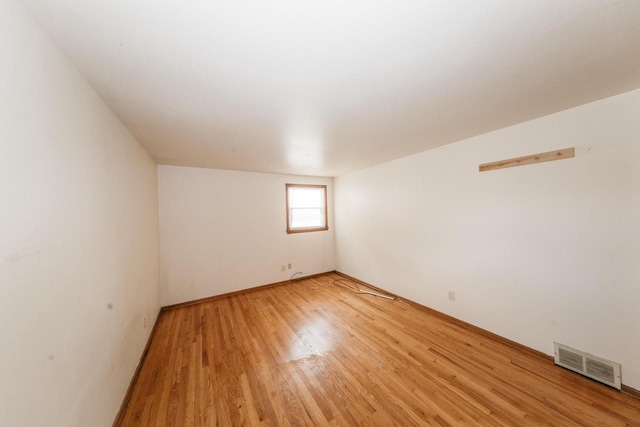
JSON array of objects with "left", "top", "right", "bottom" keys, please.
[
  {"left": 0, "top": 2, "right": 160, "bottom": 425},
  {"left": 335, "top": 89, "right": 640, "bottom": 389},
  {"left": 158, "top": 165, "right": 335, "bottom": 306}
]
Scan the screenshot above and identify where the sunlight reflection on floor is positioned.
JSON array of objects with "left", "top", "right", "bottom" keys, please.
[{"left": 285, "top": 314, "right": 336, "bottom": 361}]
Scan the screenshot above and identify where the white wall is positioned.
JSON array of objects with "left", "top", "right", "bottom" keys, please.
[
  {"left": 0, "top": 2, "right": 160, "bottom": 426},
  {"left": 334, "top": 89, "right": 640, "bottom": 389},
  {"left": 158, "top": 166, "right": 335, "bottom": 306}
]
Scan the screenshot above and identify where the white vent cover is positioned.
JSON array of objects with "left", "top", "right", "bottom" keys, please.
[{"left": 554, "top": 342, "right": 621, "bottom": 390}]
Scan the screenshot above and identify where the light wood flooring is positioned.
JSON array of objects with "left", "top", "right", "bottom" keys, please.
[{"left": 119, "top": 273, "right": 640, "bottom": 426}]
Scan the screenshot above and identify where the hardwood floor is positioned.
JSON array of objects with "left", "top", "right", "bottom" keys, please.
[{"left": 119, "top": 273, "right": 640, "bottom": 426}]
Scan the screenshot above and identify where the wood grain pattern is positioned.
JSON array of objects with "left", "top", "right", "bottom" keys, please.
[
  {"left": 479, "top": 147, "right": 575, "bottom": 172},
  {"left": 118, "top": 273, "right": 640, "bottom": 426}
]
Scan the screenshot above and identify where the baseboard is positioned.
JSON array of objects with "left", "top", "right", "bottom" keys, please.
[
  {"left": 622, "top": 384, "right": 640, "bottom": 400},
  {"left": 112, "top": 309, "right": 163, "bottom": 427},
  {"left": 161, "top": 271, "right": 333, "bottom": 311},
  {"left": 334, "top": 271, "right": 640, "bottom": 398}
]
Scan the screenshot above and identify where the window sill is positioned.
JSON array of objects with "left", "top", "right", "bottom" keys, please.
[{"left": 286, "top": 227, "right": 329, "bottom": 234}]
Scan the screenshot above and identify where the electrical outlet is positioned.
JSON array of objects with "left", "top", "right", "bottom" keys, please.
[
  {"left": 281, "top": 265, "right": 286, "bottom": 272},
  {"left": 288, "top": 263, "right": 292, "bottom": 269},
  {"left": 448, "top": 291, "right": 456, "bottom": 302}
]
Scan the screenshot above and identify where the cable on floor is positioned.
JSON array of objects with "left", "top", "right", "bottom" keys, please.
[{"left": 332, "top": 278, "right": 396, "bottom": 300}]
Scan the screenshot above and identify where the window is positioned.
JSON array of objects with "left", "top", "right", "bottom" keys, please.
[{"left": 286, "top": 184, "right": 328, "bottom": 233}]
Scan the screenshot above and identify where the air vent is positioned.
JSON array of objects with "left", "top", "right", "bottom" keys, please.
[{"left": 554, "top": 342, "right": 621, "bottom": 390}]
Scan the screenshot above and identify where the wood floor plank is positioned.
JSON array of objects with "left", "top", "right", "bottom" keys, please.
[{"left": 119, "top": 273, "right": 640, "bottom": 426}]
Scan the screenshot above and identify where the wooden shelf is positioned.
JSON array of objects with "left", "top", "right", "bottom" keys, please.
[{"left": 479, "top": 147, "right": 574, "bottom": 172}]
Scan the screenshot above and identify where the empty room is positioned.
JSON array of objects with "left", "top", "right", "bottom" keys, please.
[{"left": 2, "top": 0, "right": 640, "bottom": 425}]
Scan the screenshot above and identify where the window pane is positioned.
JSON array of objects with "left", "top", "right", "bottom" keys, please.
[
  {"left": 286, "top": 184, "right": 327, "bottom": 233},
  {"left": 289, "top": 187, "right": 324, "bottom": 208},
  {"left": 291, "top": 208, "right": 323, "bottom": 228}
]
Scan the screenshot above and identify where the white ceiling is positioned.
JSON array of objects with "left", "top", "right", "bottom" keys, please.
[{"left": 22, "top": 0, "right": 640, "bottom": 177}]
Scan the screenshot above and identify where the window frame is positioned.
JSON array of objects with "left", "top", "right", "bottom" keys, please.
[{"left": 285, "top": 183, "right": 329, "bottom": 234}]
